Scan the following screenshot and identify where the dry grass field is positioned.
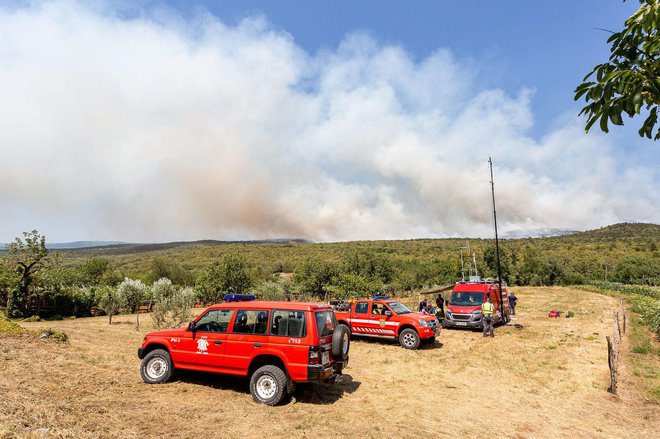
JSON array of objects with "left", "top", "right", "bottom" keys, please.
[{"left": 1, "top": 287, "right": 658, "bottom": 438}]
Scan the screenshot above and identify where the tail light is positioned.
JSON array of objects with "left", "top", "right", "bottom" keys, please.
[{"left": 308, "top": 346, "right": 320, "bottom": 364}]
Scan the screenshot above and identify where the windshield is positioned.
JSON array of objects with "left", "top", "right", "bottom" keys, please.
[
  {"left": 387, "top": 302, "right": 412, "bottom": 315},
  {"left": 315, "top": 311, "right": 337, "bottom": 337},
  {"left": 450, "top": 292, "right": 485, "bottom": 306}
]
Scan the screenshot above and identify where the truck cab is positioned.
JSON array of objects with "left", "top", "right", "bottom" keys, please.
[
  {"left": 444, "top": 278, "right": 509, "bottom": 329},
  {"left": 334, "top": 297, "right": 440, "bottom": 349}
]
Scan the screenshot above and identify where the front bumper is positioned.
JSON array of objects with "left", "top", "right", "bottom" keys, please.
[
  {"left": 419, "top": 326, "right": 441, "bottom": 338},
  {"left": 137, "top": 347, "right": 145, "bottom": 359},
  {"left": 444, "top": 313, "right": 482, "bottom": 328},
  {"left": 307, "top": 358, "right": 348, "bottom": 382}
]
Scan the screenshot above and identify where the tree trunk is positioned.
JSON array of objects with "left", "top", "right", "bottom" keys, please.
[{"left": 109, "top": 314, "right": 113, "bottom": 325}]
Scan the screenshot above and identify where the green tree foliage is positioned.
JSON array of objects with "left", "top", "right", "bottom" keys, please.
[
  {"left": 97, "top": 285, "right": 126, "bottom": 325},
  {"left": 151, "top": 278, "right": 196, "bottom": 330},
  {"left": 78, "top": 258, "right": 111, "bottom": 285},
  {"left": 6, "top": 230, "right": 48, "bottom": 317},
  {"left": 150, "top": 257, "right": 193, "bottom": 286},
  {"left": 332, "top": 273, "right": 370, "bottom": 298},
  {"left": 196, "top": 254, "right": 253, "bottom": 303},
  {"left": 483, "top": 244, "right": 513, "bottom": 283},
  {"left": 341, "top": 250, "right": 393, "bottom": 284},
  {"left": 116, "top": 278, "right": 147, "bottom": 329},
  {"left": 253, "top": 280, "right": 290, "bottom": 301},
  {"left": 0, "top": 258, "right": 17, "bottom": 309},
  {"left": 294, "top": 258, "right": 337, "bottom": 299},
  {"left": 613, "top": 254, "right": 660, "bottom": 284},
  {"left": 575, "top": 0, "right": 660, "bottom": 139}
]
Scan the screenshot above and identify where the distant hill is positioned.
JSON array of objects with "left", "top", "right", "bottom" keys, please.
[
  {"left": 46, "top": 241, "right": 131, "bottom": 250},
  {"left": 58, "top": 238, "right": 311, "bottom": 255},
  {"left": 564, "top": 222, "right": 660, "bottom": 241}
]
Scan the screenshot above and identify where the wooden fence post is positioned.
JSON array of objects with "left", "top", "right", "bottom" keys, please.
[
  {"left": 614, "top": 310, "right": 621, "bottom": 341},
  {"left": 606, "top": 335, "right": 617, "bottom": 394},
  {"left": 620, "top": 300, "right": 626, "bottom": 335}
]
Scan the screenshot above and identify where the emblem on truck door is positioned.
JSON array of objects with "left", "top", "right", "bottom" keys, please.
[
  {"left": 197, "top": 337, "right": 209, "bottom": 354},
  {"left": 379, "top": 319, "right": 386, "bottom": 328}
]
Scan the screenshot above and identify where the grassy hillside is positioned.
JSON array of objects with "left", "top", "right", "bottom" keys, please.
[{"left": 44, "top": 222, "right": 657, "bottom": 284}]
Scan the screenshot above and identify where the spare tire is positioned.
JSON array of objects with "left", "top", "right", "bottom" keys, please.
[{"left": 332, "top": 324, "right": 350, "bottom": 361}]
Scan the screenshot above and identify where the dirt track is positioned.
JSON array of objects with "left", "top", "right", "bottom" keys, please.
[{"left": 1, "top": 287, "right": 658, "bottom": 438}]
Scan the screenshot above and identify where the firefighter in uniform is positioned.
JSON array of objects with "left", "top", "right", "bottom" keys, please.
[{"left": 482, "top": 295, "right": 495, "bottom": 337}]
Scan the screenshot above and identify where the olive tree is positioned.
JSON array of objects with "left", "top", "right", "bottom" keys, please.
[
  {"left": 116, "top": 278, "right": 147, "bottom": 330},
  {"left": 151, "top": 278, "right": 196, "bottom": 329},
  {"left": 97, "top": 286, "right": 126, "bottom": 325},
  {"left": 6, "top": 230, "right": 48, "bottom": 318},
  {"left": 575, "top": 1, "right": 660, "bottom": 139}
]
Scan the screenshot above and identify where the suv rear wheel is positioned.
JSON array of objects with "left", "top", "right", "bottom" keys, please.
[
  {"left": 399, "top": 328, "right": 421, "bottom": 349},
  {"left": 140, "top": 349, "right": 173, "bottom": 384},
  {"left": 250, "top": 365, "right": 287, "bottom": 406}
]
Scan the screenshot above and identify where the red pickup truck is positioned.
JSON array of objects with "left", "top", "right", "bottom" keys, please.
[
  {"left": 333, "top": 297, "right": 439, "bottom": 349},
  {"left": 138, "top": 295, "right": 350, "bottom": 405}
]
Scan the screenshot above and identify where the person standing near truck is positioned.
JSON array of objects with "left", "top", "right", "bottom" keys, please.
[
  {"left": 509, "top": 292, "right": 518, "bottom": 315},
  {"left": 482, "top": 295, "right": 495, "bottom": 337}
]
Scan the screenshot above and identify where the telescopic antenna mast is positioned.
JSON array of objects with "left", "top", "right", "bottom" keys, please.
[{"left": 488, "top": 157, "right": 505, "bottom": 317}]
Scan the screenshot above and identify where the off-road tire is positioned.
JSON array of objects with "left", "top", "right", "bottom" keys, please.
[
  {"left": 399, "top": 328, "right": 421, "bottom": 349},
  {"left": 250, "top": 365, "right": 287, "bottom": 406},
  {"left": 332, "top": 324, "right": 351, "bottom": 360},
  {"left": 140, "top": 349, "right": 173, "bottom": 384}
]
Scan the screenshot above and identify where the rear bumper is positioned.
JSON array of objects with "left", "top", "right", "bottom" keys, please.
[{"left": 307, "top": 358, "right": 348, "bottom": 382}]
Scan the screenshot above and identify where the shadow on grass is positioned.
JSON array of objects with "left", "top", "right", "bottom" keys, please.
[
  {"left": 172, "top": 370, "right": 361, "bottom": 405},
  {"left": 173, "top": 369, "right": 249, "bottom": 394},
  {"left": 294, "top": 374, "right": 361, "bottom": 405}
]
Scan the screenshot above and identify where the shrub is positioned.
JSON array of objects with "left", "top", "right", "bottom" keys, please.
[
  {"left": 254, "top": 281, "right": 287, "bottom": 301},
  {"left": 96, "top": 286, "right": 126, "bottom": 325},
  {"left": 117, "top": 278, "right": 147, "bottom": 330},
  {"left": 151, "top": 282, "right": 196, "bottom": 330}
]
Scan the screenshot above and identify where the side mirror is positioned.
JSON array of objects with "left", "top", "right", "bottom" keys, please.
[
  {"left": 188, "top": 321, "right": 196, "bottom": 331},
  {"left": 383, "top": 310, "right": 392, "bottom": 316}
]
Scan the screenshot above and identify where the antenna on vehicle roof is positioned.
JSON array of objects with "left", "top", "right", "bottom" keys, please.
[{"left": 488, "top": 157, "right": 505, "bottom": 320}]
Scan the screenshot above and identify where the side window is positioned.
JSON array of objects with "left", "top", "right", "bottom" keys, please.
[
  {"left": 231, "top": 310, "right": 269, "bottom": 335},
  {"left": 355, "top": 302, "right": 369, "bottom": 314},
  {"left": 195, "top": 309, "right": 234, "bottom": 333},
  {"left": 371, "top": 303, "right": 386, "bottom": 315},
  {"left": 271, "top": 310, "right": 306, "bottom": 337}
]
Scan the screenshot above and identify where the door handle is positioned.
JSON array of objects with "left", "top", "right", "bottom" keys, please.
[
  {"left": 214, "top": 341, "right": 222, "bottom": 345},
  {"left": 253, "top": 343, "right": 262, "bottom": 348}
]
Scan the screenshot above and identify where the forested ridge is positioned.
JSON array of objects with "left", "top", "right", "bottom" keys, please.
[{"left": 0, "top": 223, "right": 657, "bottom": 319}]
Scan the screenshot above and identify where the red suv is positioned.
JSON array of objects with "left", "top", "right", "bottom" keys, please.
[{"left": 137, "top": 295, "right": 350, "bottom": 405}]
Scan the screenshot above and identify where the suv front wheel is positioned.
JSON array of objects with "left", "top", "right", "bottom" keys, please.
[
  {"left": 250, "top": 365, "right": 287, "bottom": 406},
  {"left": 399, "top": 328, "right": 421, "bottom": 349},
  {"left": 140, "top": 349, "right": 173, "bottom": 384}
]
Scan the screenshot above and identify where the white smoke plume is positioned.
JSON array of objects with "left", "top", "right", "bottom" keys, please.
[{"left": 0, "top": 1, "right": 657, "bottom": 242}]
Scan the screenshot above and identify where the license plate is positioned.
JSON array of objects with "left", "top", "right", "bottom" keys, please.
[
  {"left": 322, "top": 351, "right": 330, "bottom": 364},
  {"left": 455, "top": 322, "right": 468, "bottom": 326}
]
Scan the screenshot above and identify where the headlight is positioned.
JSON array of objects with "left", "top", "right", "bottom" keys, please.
[
  {"left": 418, "top": 319, "right": 428, "bottom": 327},
  {"left": 471, "top": 309, "right": 482, "bottom": 314}
]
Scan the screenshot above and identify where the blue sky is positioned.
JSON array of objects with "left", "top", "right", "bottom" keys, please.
[{"left": 0, "top": 1, "right": 657, "bottom": 242}]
